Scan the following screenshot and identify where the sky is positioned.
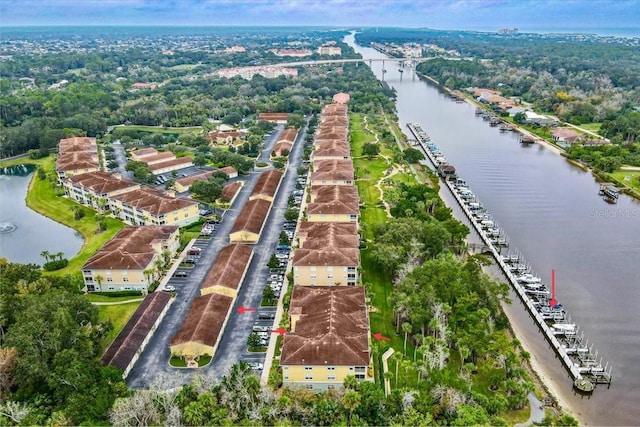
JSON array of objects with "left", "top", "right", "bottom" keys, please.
[{"left": 1, "top": 0, "right": 639, "bottom": 35}]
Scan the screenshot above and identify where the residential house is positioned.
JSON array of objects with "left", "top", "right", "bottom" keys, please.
[
  {"left": 332, "top": 92, "right": 350, "bottom": 104},
  {"left": 280, "top": 286, "right": 372, "bottom": 391},
  {"left": 63, "top": 171, "right": 140, "bottom": 211},
  {"left": 318, "top": 46, "right": 342, "bottom": 56},
  {"left": 307, "top": 185, "right": 359, "bottom": 224},
  {"left": 310, "top": 159, "right": 354, "bottom": 186},
  {"left": 272, "top": 127, "right": 298, "bottom": 157},
  {"left": 130, "top": 147, "right": 159, "bottom": 161},
  {"left": 312, "top": 139, "right": 351, "bottom": 161},
  {"left": 56, "top": 136, "right": 100, "bottom": 179},
  {"left": 551, "top": 128, "right": 583, "bottom": 147},
  {"left": 297, "top": 221, "right": 359, "bottom": 250},
  {"left": 199, "top": 244, "right": 253, "bottom": 298},
  {"left": 220, "top": 181, "right": 243, "bottom": 203},
  {"left": 82, "top": 225, "right": 180, "bottom": 292},
  {"left": 110, "top": 188, "right": 199, "bottom": 226},
  {"left": 292, "top": 227, "right": 359, "bottom": 287}
]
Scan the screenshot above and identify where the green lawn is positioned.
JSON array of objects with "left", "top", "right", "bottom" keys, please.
[
  {"left": 26, "top": 159, "right": 126, "bottom": 276},
  {"left": 0, "top": 155, "right": 50, "bottom": 169},
  {"left": 116, "top": 125, "right": 203, "bottom": 135},
  {"left": 611, "top": 169, "right": 640, "bottom": 191},
  {"left": 86, "top": 294, "right": 144, "bottom": 303},
  {"left": 97, "top": 301, "right": 141, "bottom": 352},
  {"left": 169, "top": 63, "right": 201, "bottom": 71},
  {"left": 577, "top": 122, "right": 602, "bottom": 132}
]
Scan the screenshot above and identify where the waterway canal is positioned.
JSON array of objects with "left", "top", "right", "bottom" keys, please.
[
  {"left": 0, "top": 165, "right": 83, "bottom": 265},
  {"left": 347, "top": 33, "right": 640, "bottom": 425}
]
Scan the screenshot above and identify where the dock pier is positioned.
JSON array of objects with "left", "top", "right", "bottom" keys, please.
[{"left": 406, "top": 122, "right": 613, "bottom": 392}]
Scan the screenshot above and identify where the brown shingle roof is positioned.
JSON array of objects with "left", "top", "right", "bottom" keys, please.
[
  {"left": 111, "top": 188, "right": 198, "bottom": 216},
  {"left": 277, "top": 127, "right": 298, "bottom": 143},
  {"left": 67, "top": 171, "right": 138, "bottom": 195},
  {"left": 220, "top": 181, "right": 242, "bottom": 202},
  {"left": 308, "top": 185, "right": 359, "bottom": 216},
  {"left": 251, "top": 169, "right": 283, "bottom": 199},
  {"left": 315, "top": 127, "right": 348, "bottom": 140},
  {"left": 320, "top": 116, "right": 348, "bottom": 126},
  {"left": 58, "top": 136, "right": 97, "bottom": 154},
  {"left": 273, "top": 141, "right": 293, "bottom": 156},
  {"left": 298, "top": 221, "right": 359, "bottom": 250},
  {"left": 175, "top": 171, "right": 215, "bottom": 188},
  {"left": 148, "top": 157, "right": 193, "bottom": 171},
  {"left": 280, "top": 286, "right": 369, "bottom": 366},
  {"left": 313, "top": 140, "right": 351, "bottom": 159},
  {"left": 200, "top": 244, "right": 253, "bottom": 294},
  {"left": 170, "top": 293, "right": 233, "bottom": 349},
  {"left": 311, "top": 159, "right": 354, "bottom": 182},
  {"left": 83, "top": 225, "right": 178, "bottom": 270},
  {"left": 258, "top": 112, "right": 289, "bottom": 122},
  {"left": 231, "top": 198, "right": 272, "bottom": 235},
  {"left": 101, "top": 292, "right": 171, "bottom": 371}
]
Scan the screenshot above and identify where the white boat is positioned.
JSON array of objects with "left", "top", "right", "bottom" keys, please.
[
  {"left": 516, "top": 273, "right": 542, "bottom": 284},
  {"left": 552, "top": 323, "right": 577, "bottom": 333},
  {"left": 467, "top": 202, "right": 481, "bottom": 210},
  {"left": 480, "top": 220, "right": 495, "bottom": 228}
]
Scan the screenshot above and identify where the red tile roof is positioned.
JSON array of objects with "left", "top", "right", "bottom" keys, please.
[
  {"left": 102, "top": 292, "right": 171, "bottom": 372},
  {"left": 332, "top": 93, "right": 350, "bottom": 104},
  {"left": 258, "top": 112, "right": 289, "bottom": 122},
  {"left": 56, "top": 151, "right": 99, "bottom": 172},
  {"left": 273, "top": 141, "right": 293, "bottom": 157},
  {"left": 138, "top": 151, "right": 175, "bottom": 164},
  {"left": 200, "top": 244, "right": 253, "bottom": 294},
  {"left": 280, "top": 286, "right": 369, "bottom": 366},
  {"left": 297, "top": 221, "right": 359, "bottom": 250},
  {"left": 175, "top": 171, "right": 215, "bottom": 188},
  {"left": 58, "top": 136, "right": 97, "bottom": 154},
  {"left": 130, "top": 147, "right": 158, "bottom": 158},
  {"left": 218, "top": 166, "right": 238, "bottom": 177},
  {"left": 66, "top": 171, "right": 139, "bottom": 195},
  {"left": 308, "top": 185, "right": 359, "bottom": 216},
  {"left": 83, "top": 225, "right": 178, "bottom": 270},
  {"left": 111, "top": 188, "right": 198, "bottom": 216},
  {"left": 311, "top": 159, "right": 354, "bottom": 182}
]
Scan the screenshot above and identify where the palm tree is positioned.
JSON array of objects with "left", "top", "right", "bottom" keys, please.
[
  {"left": 341, "top": 390, "right": 361, "bottom": 424},
  {"left": 143, "top": 269, "right": 154, "bottom": 286},
  {"left": 54, "top": 252, "right": 64, "bottom": 261},
  {"left": 95, "top": 274, "right": 104, "bottom": 293},
  {"left": 40, "top": 250, "right": 50, "bottom": 263},
  {"left": 402, "top": 322, "right": 412, "bottom": 357}
]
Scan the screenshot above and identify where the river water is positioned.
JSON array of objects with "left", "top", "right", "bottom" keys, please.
[
  {"left": 346, "top": 33, "right": 640, "bottom": 425},
  {"left": 0, "top": 165, "right": 83, "bottom": 265}
]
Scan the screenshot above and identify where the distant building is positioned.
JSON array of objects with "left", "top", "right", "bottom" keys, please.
[
  {"left": 332, "top": 92, "right": 350, "bottom": 104},
  {"left": 147, "top": 157, "right": 194, "bottom": 175},
  {"left": 82, "top": 225, "right": 179, "bottom": 292},
  {"left": 173, "top": 171, "right": 215, "bottom": 193},
  {"left": 258, "top": 112, "right": 289, "bottom": 124},
  {"left": 523, "top": 111, "right": 557, "bottom": 127},
  {"left": 317, "top": 46, "right": 342, "bottom": 56},
  {"left": 272, "top": 48, "right": 312, "bottom": 57},
  {"left": 224, "top": 45, "right": 246, "bottom": 53},
  {"left": 131, "top": 82, "right": 157, "bottom": 90},
  {"left": 218, "top": 66, "right": 298, "bottom": 80}
]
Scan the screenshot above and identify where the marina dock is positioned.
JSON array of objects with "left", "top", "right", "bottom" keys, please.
[{"left": 407, "top": 122, "right": 613, "bottom": 392}]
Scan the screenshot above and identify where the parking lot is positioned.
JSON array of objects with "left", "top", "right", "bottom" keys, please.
[{"left": 126, "top": 123, "right": 308, "bottom": 388}]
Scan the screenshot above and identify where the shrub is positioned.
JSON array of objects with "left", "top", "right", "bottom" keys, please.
[{"left": 43, "top": 259, "right": 69, "bottom": 271}]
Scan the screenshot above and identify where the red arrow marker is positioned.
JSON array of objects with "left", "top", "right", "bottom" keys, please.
[
  {"left": 373, "top": 332, "right": 390, "bottom": 341},
  {"left": 236, "top": 305, "right": 256, "bottom": 314},
  {"left": 271, "top": 327, "right": 287, "bottom": 336}
]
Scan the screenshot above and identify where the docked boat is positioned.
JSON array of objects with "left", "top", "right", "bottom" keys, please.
[
  {"left": 552, "top": 323, "right": 577, "bottom": 335},
  {"left": 516, "top": 273, "right": 542, "bottom": 284}
]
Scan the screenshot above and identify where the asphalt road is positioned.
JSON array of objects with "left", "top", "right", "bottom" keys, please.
[{"left": 126, "top": 124, "right": 307, "bottom": 389}]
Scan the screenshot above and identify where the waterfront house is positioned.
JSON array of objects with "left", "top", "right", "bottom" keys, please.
[
  {"left": 110, "top": 188, "right": 199, "bottom": 226},
  {"left": 82, "top": 225, "right": 179, "bottom": 292},
  {"left": 63, "top": 171, "right": 140, "bottom": 211}
]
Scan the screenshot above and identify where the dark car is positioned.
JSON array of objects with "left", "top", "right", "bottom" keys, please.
[
  {"left": 259, "top": 312, "right": 276, "bottom": 320},
  {"left": 173, "top": 271, "right": 189, "bottom": 278}
]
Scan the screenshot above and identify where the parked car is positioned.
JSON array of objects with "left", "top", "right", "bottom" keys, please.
[
  {"left": 173, "top": 271, "right": 189, "bottom": 278},
  {"left": 277, "top": 245, "right": 291, "bottom": 251},
  {"left": 253, "top": 325, "right": 269, "bottom": 333},
  {"left": 187, "top": 248, "right": 201, "bottom": 255},
  {"left": 183, "top": 258, "right": 196, "bottom": 265},
  {"left": 248, "top": 362, "right": 263, "bottom": 370},
  {"left": 259, "top": 312, "right": 276, "bottom": 320},
  {"left": 164, "top": 285, "right": 176, "bottom": 292}
]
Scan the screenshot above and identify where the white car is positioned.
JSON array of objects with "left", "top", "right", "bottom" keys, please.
[
  {"left": 249, "top": 362, "right": 264, "bottom": 370},
  {"left": 164, "top": 285, "right": 176, "bottom": 292}
]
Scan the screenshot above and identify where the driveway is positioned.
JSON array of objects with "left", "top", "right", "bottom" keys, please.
[
  {"left": 111, "top": 141, "right": 133, "bottom": 179},
  {"left": 126, "top": 124, "right": 307, "bottom": 389}
]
